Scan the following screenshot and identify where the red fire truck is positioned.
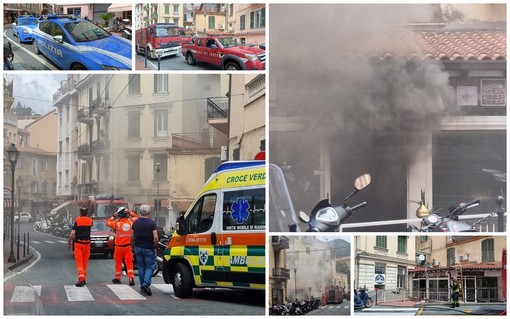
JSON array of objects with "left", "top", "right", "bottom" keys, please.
[
  {"left": 135, "top": 23, "right": 181, "bottom": 59},
  {"left": 77, "top": 195, "right": 129, "bottom": 219},
  {"left": 325, "top": 285, "right": 344, "bottom": 304}
]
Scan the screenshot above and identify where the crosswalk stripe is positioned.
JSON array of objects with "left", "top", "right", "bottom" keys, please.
[
  {"left": 10, "top": 286, "right": 41, "bottom": 302},
  {"left": 107, "top": 285, "right": 146, "bottom": 300},
  {"left": 44, "top": 241, "right": 56, "bottom": 244},
  {"left": 58, "top": 241, "right": 67, "bottom": 244},
  {"left": 64, "top": 285, "right": 94, "bottom": 301},
  {"left": 152, "top": 284, "right": 174, "bottom": 294},
  {"left": 31, "top": 241, "right": 42, "bottom": 244}
]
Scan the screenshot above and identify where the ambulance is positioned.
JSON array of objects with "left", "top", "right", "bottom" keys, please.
[{"left": 162, "top": 160, "right": 265, "bottom": 298}]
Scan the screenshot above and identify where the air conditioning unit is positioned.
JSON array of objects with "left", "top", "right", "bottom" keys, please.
[
  {"left": 459, "top": 254, "right": 468, "bottom": 261},
  {"left": 218, "top": 24, "right": 224, "bottom": 29},
  {"left": 432, "top": 259, "right": 439, "bottom": 267}
]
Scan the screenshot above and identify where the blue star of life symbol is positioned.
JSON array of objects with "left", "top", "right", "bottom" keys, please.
[{"left": 231, "top": 198, "right": 250, "bottom": 224}]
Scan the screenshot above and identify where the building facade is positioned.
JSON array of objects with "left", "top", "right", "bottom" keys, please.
[
  {"left": 355, "top": 236, "right": 416, "bottom": 296},
  {"left": 269, "top": 235, "right": 290, "bottom": 306},
  {"left": 412, "top": 235, "right": 506, "bottom": 303}
]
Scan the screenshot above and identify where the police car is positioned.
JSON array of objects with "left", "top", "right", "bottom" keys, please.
[
  {"left": 12, "top": 15, "right": 39, "bottom": 43},
  {"left": 32, "top": 14, "right": 132, "bottom": 70}
]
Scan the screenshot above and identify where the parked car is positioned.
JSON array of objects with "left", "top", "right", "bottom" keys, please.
[
  {"left": 14, "top": 212, "right": 33, "bottom": 223},
  {"left": 12, "top": 15, "right": 39, "bottom": 43},
  {"left": 89, "top": 219, "right": 115, "bottom": 257},
  {"left": 32, "top": 14, "right": 132, "bottom": 70}
]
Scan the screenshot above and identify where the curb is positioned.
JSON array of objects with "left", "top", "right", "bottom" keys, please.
[{"left": 6, "top": 248, "right": 35, "bottom": 271}]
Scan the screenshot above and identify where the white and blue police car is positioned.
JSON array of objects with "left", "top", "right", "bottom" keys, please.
[
  {"left": 32, "top": 14, "right": 132, "bottom": 70},
  {"left": 12, "top": 15, "right": 39, "bottom": 43}
]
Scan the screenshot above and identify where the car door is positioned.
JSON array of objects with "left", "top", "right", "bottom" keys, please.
[
  {"left": 37, "top": 21, "right": 72, "bottom": 69},
  {"left": 184, "top": 192, "right": 225, "bottom": 285}
]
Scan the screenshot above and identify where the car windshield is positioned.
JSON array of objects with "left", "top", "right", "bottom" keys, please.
[
  {"left": 155, "top": 26, "right": 178, "bottom": 38},
  {"left": 63, "top": 21, "right": 110, "bottom": 42},
  {"left": 217, "top": 37, "right": 239, "bottom": 48},
  {"left": 91, "top": 220, "right": 108, "bottom": 231},
  {"left": 18, "top": 18, "right": 38, "bottom": 26},
  {"left": 96, "top": 204, "right": 125, "bottom": 218}
]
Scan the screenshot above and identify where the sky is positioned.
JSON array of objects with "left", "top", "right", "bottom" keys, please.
[{"left": 5, "top": 74, "right": 67, "bottom": 115}]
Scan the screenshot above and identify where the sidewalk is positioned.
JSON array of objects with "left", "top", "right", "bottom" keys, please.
[
  {"left": 376, "top": 299, "right": 506, "bottom": 308},
  {"left": 3, "top": 238, "right": 34, "bottom": 275}
]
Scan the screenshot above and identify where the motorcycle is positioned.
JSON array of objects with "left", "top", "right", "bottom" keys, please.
[
  {"left": 4, "top": 36, "right": 14, "bottom": 70},
  {"left": 353, "top": 288, "right": 373, "bottom": 309},
  {"left": 406, "top": 196, "right": 505, "bottom": 232},
  {"left": 269, "top": 163, "right": 371, "bottom": 232}
]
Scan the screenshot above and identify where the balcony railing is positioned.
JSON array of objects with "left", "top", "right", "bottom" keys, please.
[
  {"left": 272, "top": 267, "right": 290, "bottom": 279},
  {"left": 172, "top": 132, "right": 226, "bottom": 150},
  {"left": 77, "top": 108, "right": 94, "bottom": 123},
  {"left": 53, "top": 80, "right": 76, "bottom": 102},
  {"left": 207, "top": 97, "right": 229, "bottom": 119},
  {"left": 271, "top": 236, "right": 289, "bottom": 250}
]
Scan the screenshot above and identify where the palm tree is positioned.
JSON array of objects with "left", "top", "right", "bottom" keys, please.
[{"left": 99, "top": 12, "right": 115, "bottom": 27}]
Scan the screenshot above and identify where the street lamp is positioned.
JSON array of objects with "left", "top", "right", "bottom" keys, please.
[
  {"left": 16, "top": 176, "right": 23, "bottom": 261},
  {"left": 294, "top": 268, "right": 297, "bottom": 301},
  {"left": 203, "top": 13, "right": 206, "bottom": 35},
  {"left": 7, "top": 144, "right": 20, "bottom": 263},
  {"left": 155, "top": 162, "right": 161, "bottom": 227}
]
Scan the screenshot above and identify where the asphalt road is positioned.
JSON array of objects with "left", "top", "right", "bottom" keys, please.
[
  {"left": 4, "top": 222, "right": 265, "bottom": 316},
  {"left": 4, "top": 27, "right": 59, "bottom": 70},
  {"left": 135, "top": 51, "right": 221, "bottom": 71},
  {"left": 355, "top": 304, "right": 507, "bottom": 316},
  {"left": 309, "top": 303, "right": 350, "bottom": 316}
]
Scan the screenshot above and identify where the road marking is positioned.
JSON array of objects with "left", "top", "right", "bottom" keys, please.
[
  {"left": 64, "top": 285, "right": 95, "bottom": 301},
  {"left": 4, "top": 247, "right": 42, "bottom": 282},
  {"left": 44, "top": 241, "right": 56, "bottom": 244},
  {"left": 107, "top": 285, "right": 146, "bottom": 300},
  {"left": 10, "top": 286, "right": 41, "bottom": 302},
  {"left": 32, "top": 241, "right": 42, "bottom": 244},
  {"left": 417, "top": 307, "right": 424, "bottom": 316},
  {"left": 152, "top": 284, "right": 174, "bottom": 295},
  {"left": 57, "top": 241, "right": 67, "bottom": 244}
]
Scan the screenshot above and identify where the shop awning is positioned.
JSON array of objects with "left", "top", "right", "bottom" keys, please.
[
  {"left": 107, "top": 3, "right": 132, "bottom": 13},
  {"left": 50, "top": 201, "right": 73, "bottom": 216}
]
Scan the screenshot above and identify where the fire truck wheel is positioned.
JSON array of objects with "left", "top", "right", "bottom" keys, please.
[
  {"left": 224, "top": 61, "right": 241, "bottom": 70},
  {"left": 186, "top": 53, "right": 196, "bottom": 65},
  {"left": 172, "top": 263, "right": 193, "bottom": 298}
]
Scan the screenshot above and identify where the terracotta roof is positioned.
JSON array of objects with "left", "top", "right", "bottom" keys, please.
[
  {"left": 171, "top": 200, "right": 193, "bottom": 214},
  {"left": 411, "top": 261, "right": 502, "bottom": 272},
  {"left": 357, "top": 29, "right": 506, "bottom": 61}
]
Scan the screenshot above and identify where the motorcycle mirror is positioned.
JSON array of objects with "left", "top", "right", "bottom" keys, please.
[
  {"left": 354, "top": 174, "right": 371, "bottom": 191},
  {"left": 299, "top": 211, "right": 310, "bottom": 223}
]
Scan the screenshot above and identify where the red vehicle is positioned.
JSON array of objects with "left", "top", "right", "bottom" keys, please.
[
  {"left": 78, "top": 195, "right": 129, "bottom": 220},
  {"left": 325, "top": 285, "right": 344, "bottom": 304},
  {"left": 182, "top": 35, "right": 265, "bottom": 70},
  {"left": 176, "top": 27, "right": 191, "bottom": 45},
  {"left": 135, "top": 23, "right": 181, "bottom": 59},
  {"left": 89, "top": 219, "right": 115, "bottom": 257}
]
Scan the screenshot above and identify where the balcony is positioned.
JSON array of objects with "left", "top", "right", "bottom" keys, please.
[
  {"left": 77, "top": 107, "right": 94, "bottom": 124},
  {"left": 77, "top": 144, "right": 92, "bottom": 160},
  {"left": 271, "top": 236, "right": 290, "bottom": 250},
  {"left": 172, "top": 132, "right": 226, "bottom": 150},
  {"left": 90, "top": 97, "right": 111, "bottom": 113},
  {"left": 91, "top": 139, "right": 109, "bottom": 153},
  {"left": 207, "top": 97, "right": 229, "bottom": 134},
  {"left": 53, "top": 80, "right": 76, "bottom": 103},
  {"left": 272, "top": 267, "right": 291, "bottom": 279}
]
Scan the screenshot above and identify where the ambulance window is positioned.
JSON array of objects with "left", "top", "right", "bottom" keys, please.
[
  {"left": 222, "top": 188, "right": 265, "bottom": 231},
  {"left": 186, "top": 194, "right": 217, "bottom": 234}
]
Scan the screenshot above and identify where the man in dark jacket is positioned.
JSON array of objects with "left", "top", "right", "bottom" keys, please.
[{"left": 132, "top": 204, "right": 158, "bottom": 295}]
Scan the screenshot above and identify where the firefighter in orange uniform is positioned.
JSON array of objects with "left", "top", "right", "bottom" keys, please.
[
  {"left": 106, "top": 207, "right": 138, "bottom": 285},
  {"left": 67, "top": 206, "right": 93, "bottom": 287}
]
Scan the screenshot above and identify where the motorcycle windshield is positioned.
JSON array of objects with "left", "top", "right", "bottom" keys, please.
[{"left": 269, "top": 164, "right": 300, "bottom": 232}]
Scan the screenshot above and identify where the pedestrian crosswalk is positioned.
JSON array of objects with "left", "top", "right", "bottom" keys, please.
[
  {"left": 30, "top": 240, "right": 67, "bottom": 245},
  {"left": 324, "top": 305, "right": 350, "bottom": 309},
  {"left": 8, "top": 284, "right": 175, "bottom": 303}
]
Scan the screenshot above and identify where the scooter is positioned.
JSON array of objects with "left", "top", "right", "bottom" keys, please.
[
  {"left": 269, "top": 163, "right": 371, "bottom": 232},
  {"left": 298, "top": 174, "right": 371, "bottom": 232},
  {"left": 407, "top": 196, "right": 505, "bottom": 232},
  {"left": 354, "top": 288, "right": 373, "bottom": 309}
]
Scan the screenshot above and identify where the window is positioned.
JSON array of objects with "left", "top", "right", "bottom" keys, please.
[
  {"left": 186, "top": 194, "right": 217, "bottom": 234},
  {"left": 66, "top": 105, "right": 70, "bottom": 122},
  {"left": 128, "top": 110, "right": 140, "bottom": 138},
  {"left": 482, "top": 238, "right": 495, "bottom": 262},
  {"left": 229, "top": 4, "right": 233, "bottom": 16},
  {"left": 173, "top": 18, "right": 178, "bottom": 25},
  {"left": 129, "top": 74, "right": 141, "bottom": 95},
  {"left": 164, "top": 17, "right": 169, "bottom": 23},
  {"left": 153, "top": 154, "right": 167, "bottom": 182},
  {"left": 42, "top": 159, "right": 48, "bottom": 171},
  {"left": 32, "top": 158, "right": 38, "bottom": 176},
  {"left": 164, "top": 4, "right": 169, "bottom": 14},
  {"left": 447, "top": 248, "right": 455, "bottom": 266},
  {"left": 250, "top": 8, "right": 265, "bottom": 29},
  {"left": 154, "top": 74, "right": 168, "bottom": 94},
  {"left": 240, "top": 14, "right": 245, "bottom": 30},
  {"left": 127, "top": 153, "right": 140, "bottom": 181},
  {"left": 173, "top": 5, "right": 179, "bottom": 15},
  {"left": 31, "top": 181, "right": 39, "bottom": 193},
  {"left": 397, "top": 236, "right": 407, "bottom": 254},
  {"left": 154, "top": 109, "right": 168, "bottom": 137},
  {"left": 397, "top": 266, "right": 406, "bottom": 289},
  {"left": 232, "top": 145, "right": 240, "bottom": 160},
  {"left": 222, "top": 188, "right": 265, "bottom": 231},
  {"left": 421, "top": 236, "right": 428, "bottom": 242},
  {"left": 375, "top": 236, "right": 387, "bottom": 248},
  {"left": 208, "top": 16, "right": 215, "bottom": 29},
  {"left": 306, "top": 247, "right": 310, "bottom": 254}
]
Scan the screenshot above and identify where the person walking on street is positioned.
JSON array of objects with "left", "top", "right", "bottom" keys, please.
[
  {"left": 67, "top": 206, "right": 93, "bottom": 287},
  {"left": 106, "top": 207, "right": 138, "bottom": 286},
  {"left": 132, "top": 204, "right": 158, "bottom": 296},
  {"left": 451, "top": 278, "right": 461, "bottom": 308}
]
